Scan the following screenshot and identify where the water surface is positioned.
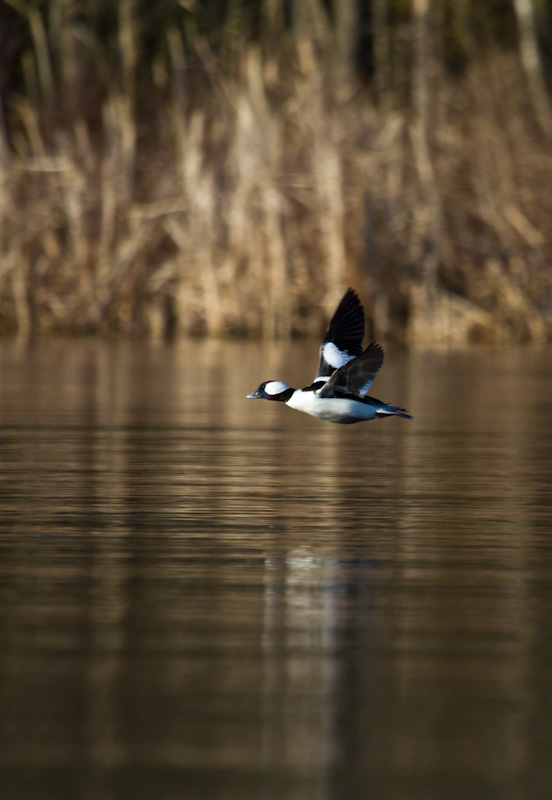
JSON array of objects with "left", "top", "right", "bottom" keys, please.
[{"left": 0, "top": 339, "right": 551, "bottom": 800}]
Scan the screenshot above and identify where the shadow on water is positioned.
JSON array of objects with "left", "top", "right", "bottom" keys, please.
[{"left": 0, "top": 338, "right": 551, "bottom": 800}]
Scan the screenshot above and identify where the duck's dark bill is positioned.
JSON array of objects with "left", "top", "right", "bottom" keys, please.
[{"left": 247, "top": 390, "right": 263, "bottom": 399}]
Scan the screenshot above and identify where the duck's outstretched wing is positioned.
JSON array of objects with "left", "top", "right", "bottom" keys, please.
[
  {"left": 316, "top": 342, "right": 385, "bottom": 399},
  {"left": 314, "top": 288, "right": 365, "bottom": 382}
]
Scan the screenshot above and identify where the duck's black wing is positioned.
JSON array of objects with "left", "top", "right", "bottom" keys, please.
[
  {"left": 314, "top": 289, "right": 365, "bottom": 382},
  {"left": 316, "top": 342, "right": 384, "bottom": 399}
]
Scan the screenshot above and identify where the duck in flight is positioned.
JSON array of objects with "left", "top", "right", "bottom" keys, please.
[{"left": 247, "top": 288, "right": 412, "bottom": 424}]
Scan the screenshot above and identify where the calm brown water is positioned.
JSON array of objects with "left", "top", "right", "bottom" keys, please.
[{"left": 0, "top": 338, "right": 551, "bottom": 800}]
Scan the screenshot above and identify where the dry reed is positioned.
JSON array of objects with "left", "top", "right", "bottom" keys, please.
[{"left": 1, "top": 1, "right": 552, "bottom": 342}]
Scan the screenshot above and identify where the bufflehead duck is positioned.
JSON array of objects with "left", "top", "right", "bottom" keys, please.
[{"left": 247, "top": 288, "right": 412, "bottom": 424}]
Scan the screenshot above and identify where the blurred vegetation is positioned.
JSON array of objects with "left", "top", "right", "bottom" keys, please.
[{"left": 1, "top": 0, "right": 552, "bottom": 341}]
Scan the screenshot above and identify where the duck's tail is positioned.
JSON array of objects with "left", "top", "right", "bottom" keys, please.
[{"left": 376, "top": 404, "right": 412, "bottom": 420}]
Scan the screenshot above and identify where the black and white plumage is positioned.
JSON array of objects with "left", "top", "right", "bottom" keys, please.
[
  {"left": 315, "top": 287, "right": 366, "bottom": 382},
  {"left": 247, "top": 289, "right": 412, "bottom": 424}
]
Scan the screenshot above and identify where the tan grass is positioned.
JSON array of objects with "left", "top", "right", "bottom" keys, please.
[{"left": 1, "top": 1, "right": 552, "bottom": 342}]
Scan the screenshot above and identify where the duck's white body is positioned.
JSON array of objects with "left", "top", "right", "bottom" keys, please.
[
  {"left": 247, "top": 289, "right": 411, "bottom": 425},
  {"left": 286, "top": 390, "right": 381, "bottom": 424}
]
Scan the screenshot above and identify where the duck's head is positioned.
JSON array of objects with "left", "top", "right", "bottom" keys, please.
[{"left": 247, "top": 381, "right": 293, "bottom": 401}]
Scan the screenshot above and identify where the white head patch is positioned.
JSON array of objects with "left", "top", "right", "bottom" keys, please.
[{"left": 264, "top": 381, "right": 290, "bottom": 396}]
